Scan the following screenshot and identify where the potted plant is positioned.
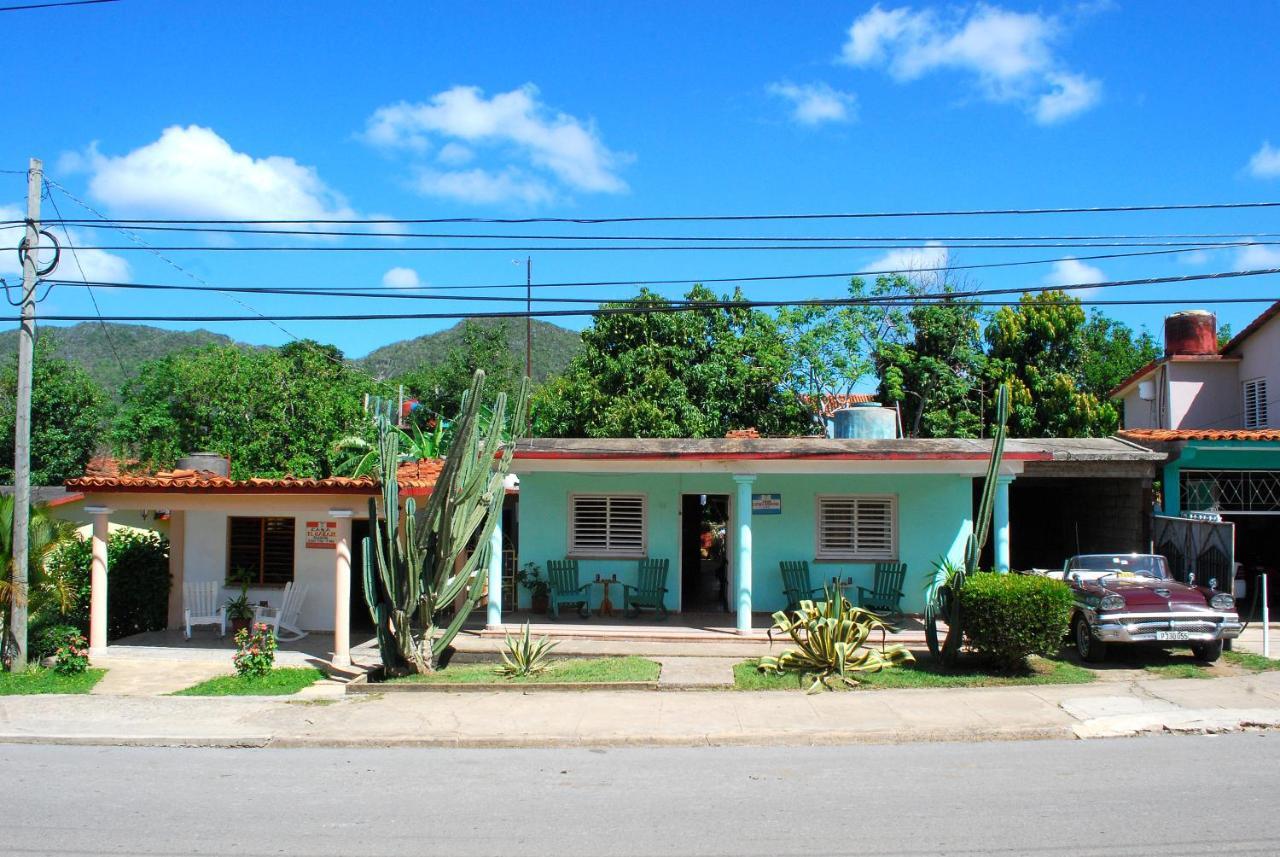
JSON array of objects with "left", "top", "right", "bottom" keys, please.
[
  {"left": 516, "top": 562, "right": 550, "bottom": 614},
  {"left": 225, "top": 567, "right": 256, "bottom": 634}
]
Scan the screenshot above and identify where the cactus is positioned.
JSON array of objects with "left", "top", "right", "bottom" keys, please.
[
  {"left": 361, "top": 370, "right": 529, "bottom": 675},
  {"left": 926, "top": 383, "right": 1010, "bottom": 665}
]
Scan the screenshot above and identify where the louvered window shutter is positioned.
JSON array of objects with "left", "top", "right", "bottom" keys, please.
[
  {"left": 569, "top": 495, "right": 647, "bottom": 557},
  {"left": 815, "top": 496, "right": 896, "bottom": 561}
]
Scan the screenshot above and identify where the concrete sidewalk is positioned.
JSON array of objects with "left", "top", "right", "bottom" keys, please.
[{"left": 4, "top": 669, "right": 1280, "bottom": 749}]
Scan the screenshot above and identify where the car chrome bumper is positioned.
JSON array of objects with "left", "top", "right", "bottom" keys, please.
[{"left": 1092, "top": 613, "right": 1243, "bottom": 644}]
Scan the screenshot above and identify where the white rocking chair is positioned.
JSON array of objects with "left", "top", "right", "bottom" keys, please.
[
  {"left": 254, "top": 581, "right": 310, "bottom": 641},
  {"left": 183, "top": 582, "right": 226, "bottom": 639}
]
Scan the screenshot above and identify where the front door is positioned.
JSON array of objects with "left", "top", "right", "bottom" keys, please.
[
  {"left": 680, "top": 494, "right": 731, "bottom": 613},
  {"left": 349, "top": 519, "right": 373, "bottom": 631}
]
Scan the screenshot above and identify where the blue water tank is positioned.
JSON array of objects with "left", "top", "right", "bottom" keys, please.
[{"left": 833, "top": 403, "right": 897, "bottom": 439}]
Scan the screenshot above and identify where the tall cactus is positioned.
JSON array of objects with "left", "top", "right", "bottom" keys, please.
[
  {"left": 926, "top": 383, "right": 1010, "bottom": 665},
  {"left": 361, "top": 370, "right": 529, "bottom": 675}
]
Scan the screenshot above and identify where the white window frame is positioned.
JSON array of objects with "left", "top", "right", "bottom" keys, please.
[
  {"left": 1243, "top": 377, "right": 1269, "bottom": 429},
  {"left": 567, "top": 493, "right": 648, "bottom": 559},
  {"left": 814, "top": 494, "right": 898, "bottom": 562}
]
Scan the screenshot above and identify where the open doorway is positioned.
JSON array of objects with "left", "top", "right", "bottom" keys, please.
[
  {"left": 349, "top": 519, "right": 374, "bottom": 631},
  {"left": 681, "top": 494, "right": 731, "bottom": 612}
]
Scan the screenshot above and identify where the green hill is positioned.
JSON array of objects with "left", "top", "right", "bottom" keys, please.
[{"left": 354, "top": 317, "right": 582, "bottom": 382}]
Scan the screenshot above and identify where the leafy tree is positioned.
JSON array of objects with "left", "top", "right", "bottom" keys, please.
[
  {"left": 0, "top": 332, "right": 108, "bottom": 485},
  {"left": 398, "top": 320, "right": 522, "bottom": 424},
  {"left": 533, "top": 286, "right": 810, "bottom": 438},
  {"left": 877, "top": 296, "right": 986, "bottom": 438},
  {"left": 113, "top": 340, "right": 370, "bottom": 478},
  {"left": 0, "top": 494, "right": 78, "bottom": 665},
  {"left": 985, "top": 292, "right": 1119, "bottom": 436},
  {"left": 1079, "top": 311, "right": 1161, "bottom": 402}
]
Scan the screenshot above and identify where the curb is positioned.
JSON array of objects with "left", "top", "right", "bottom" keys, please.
[{"left": 346, "top": 680, "right": 661, "bottom": 694}]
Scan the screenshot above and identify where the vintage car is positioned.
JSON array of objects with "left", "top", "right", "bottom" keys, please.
[{"left": 1052, "top": 554, "right": 1242, "bottom": 663}]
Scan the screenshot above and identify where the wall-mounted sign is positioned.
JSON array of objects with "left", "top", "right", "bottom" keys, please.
[
  {"left": 305, "top": 520, "right": 338, "bottom": 549},
  {"left": 752, "top": 493, "right": 782, "bottom": 515}
]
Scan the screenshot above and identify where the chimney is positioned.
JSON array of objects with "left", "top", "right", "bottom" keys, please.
[{"left": 1164, "top": 310, "right": 1217, "bottom": 357}]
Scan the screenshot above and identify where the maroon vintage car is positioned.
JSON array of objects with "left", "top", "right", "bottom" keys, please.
[{"left": 1057, "top": 554, "right": 1242, "bottom": 663}]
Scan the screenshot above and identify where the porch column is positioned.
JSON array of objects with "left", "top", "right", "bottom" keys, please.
[
  {"left": 86, "top": 506, "right": 110, "bottom": 655},
  {"left": 330, "top": 510, "right": 353, "bottom": 668},
  {"left": 733, "top": 475, "right": 756, "bottom": 634},
  {"left": 994, "top": 475, "right": 1014, "bottom": 573},
  {"left": 486, "top": 514, "right": 503, "bottom": 629}
]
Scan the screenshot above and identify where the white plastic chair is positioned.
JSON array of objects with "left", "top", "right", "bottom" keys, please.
[
  {"left": 254, "top": 581, "right": 310, "bottom": 641},
  {"left": 183, "top": 582, "right": 226, "bottom": 639}
]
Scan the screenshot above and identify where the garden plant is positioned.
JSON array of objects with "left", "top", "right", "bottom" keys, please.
[
  {"left": 497, "top": 623, "right": 558, "bottom": 677},
  {"left": 958, "top": 572, "right": 1074, "bottom": 670},
  {"left": 232, "top": 623, "right": 277, "bottom": 678}
]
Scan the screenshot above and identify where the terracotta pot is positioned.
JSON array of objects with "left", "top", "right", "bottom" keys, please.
[{"left": 531, "top": 594, "right": 549, "bottom": 614}]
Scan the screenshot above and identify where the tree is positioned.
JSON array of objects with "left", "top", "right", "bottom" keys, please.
[
  {"left": 877, "top": 296, "right": 986, "bottom": 438},
  {"left": 1079, "top": 311, "right": 1161, "bottom": 402},
  {"left": 532, "top": 286, "right": 810, "bottom": 438},
  {"left": 0, "top": 494, "right": 77, "bottom": 667},
  {"left": 0, "top": 332, "right": 108, "bottom": 485},
  {"left": 985, "top": 292, "right": 1119, "bottom": 437},
  {"left": 398, "top": 320, "right": 521, "bottom": 425},
  {"left": 113, "top": 340, "right": 371, "bottom": 478}
]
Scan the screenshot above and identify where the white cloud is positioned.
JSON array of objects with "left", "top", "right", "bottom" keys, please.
[
  {"left": 1236, "top": 242, "right": 1280, "bottom": 269},
  {"left": 364, "top": 84, "right": 628, "bottom": 204},
  {"left": 1043, "top": 257, "right": 1105, "bottom": 296},
  {"left": 1247, "top": 142, "right": 1280, "bottom": 179},
  {"left": 0, "top": 203, "right": 130, "bottom": 282},
  {"left": 868, "top": 241, "right": 949, "bottom": 276},
  {"left": 64, "top": 125, "right": 356, "bottom": 221},
  {"left": 768, "top": 81, "right": 858, "bottom": 125},
  {"left": 841, "top": 3, "right": 1101, "bottom": 124},
  {"left": 381, "top": 267, "right": 421, "bottom": 288}
]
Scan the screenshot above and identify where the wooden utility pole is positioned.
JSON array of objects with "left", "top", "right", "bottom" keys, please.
[{"left": 10, "top": 158, "right": 42, "bottom": 671}]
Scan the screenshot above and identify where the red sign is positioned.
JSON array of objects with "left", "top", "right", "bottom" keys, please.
[{"left": 305, "top": 520, "right": 337, "bottom": 549}]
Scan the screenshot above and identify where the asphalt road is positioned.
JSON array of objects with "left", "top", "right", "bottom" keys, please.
[{"left": 4, "top": 734, "right": 1277, "bottom": 856}]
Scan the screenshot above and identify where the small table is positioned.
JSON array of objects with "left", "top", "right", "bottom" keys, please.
[
  {"left": 827, "top": 577, "right": 854, "bottom": 602},
  {"left": 595, "top": 577, "right": 619, "bottom": 617}
]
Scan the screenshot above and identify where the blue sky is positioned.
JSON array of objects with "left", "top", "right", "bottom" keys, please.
[{"left": 2, "top": 0, "right": 1279, "bottom": 361}]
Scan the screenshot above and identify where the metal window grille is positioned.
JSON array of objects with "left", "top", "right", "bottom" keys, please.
[
  {"left": 815, "top": 495, "right": 897, "bottom": 560},
  {"left": 569, "top": 494, "right": 647, "bottom": 557},
  {"left": 1180, "top": 470, "right": 1280, "bottom": 514},
  {"left": 1243, "top": 378, "right": 1269, "bottom": 429}
]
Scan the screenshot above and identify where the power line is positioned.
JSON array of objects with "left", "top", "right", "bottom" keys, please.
[
  {"left": 19, "top": 199, "right": 1280, "bottom": 224},
  {"left": 23, "top": 240, "right": 1280, "bottom": 252},
  {"left": 0, "top": 0, "right": 118, "bottom": 10}
]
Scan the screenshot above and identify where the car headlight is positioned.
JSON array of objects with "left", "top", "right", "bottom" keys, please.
[
  {"left": 1210, "top": 593, "right": 1235, "bottom": 610},
  {"left": 1099, "top": 594, "right": 1126, "bottom": 611}
]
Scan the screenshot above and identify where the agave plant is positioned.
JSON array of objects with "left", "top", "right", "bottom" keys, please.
[
  {"left": 758, "top": 586, "right": 914, "bottom": 693},
  {"left": 495, "top": 623, "right": 558, "bottom": 678}
]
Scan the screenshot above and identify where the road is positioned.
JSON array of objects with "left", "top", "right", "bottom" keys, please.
[{"left": 4, "top": 734, "right": 1277, "bottom": 856}]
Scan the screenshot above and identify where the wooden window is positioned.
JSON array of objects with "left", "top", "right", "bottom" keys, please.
[
  {"left": 1244, "top": 378, "right": 1269, "bottom": 429},
  {"left": 568, "top": 494, "right": 646, "bottom": 558},
  {"left": 815, "top": 495, "right": 897, "bottom": 561},
  {"left": 228, "top": 517, "right": 295, "bottom": 585}
]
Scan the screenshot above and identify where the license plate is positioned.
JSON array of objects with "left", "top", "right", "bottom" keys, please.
[{"left": 1156, "top": 631, "right": 1191, "bottom": 641}]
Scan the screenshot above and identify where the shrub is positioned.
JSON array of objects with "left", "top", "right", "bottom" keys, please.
[
  {"left": 496, "top": 623, "right": 557, "bottom": 677},
  {"left": 958, "top": 572, "right": 1073, "bottom": 670},
  {"left": 233, "top": 623, "right": 277, "bottom": 678},
  {"left": 53, "top": 632, "right": 89, "bottom": 676},
  {"left": 42, "top": 529, "right": 170, "bottom": 641},
  {"left": 31, "top": 623, "right": 83, "bottom": 659}
]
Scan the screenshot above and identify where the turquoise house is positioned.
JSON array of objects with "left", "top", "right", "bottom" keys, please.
[{"left": 489, "top": 436, "right": 1162, "bottom": 630}]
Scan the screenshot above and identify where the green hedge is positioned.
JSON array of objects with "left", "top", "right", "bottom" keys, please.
[
  {"left": 34, "top": 530, "right": 170, "bottom": 649},
  {"left": 958, "top": 572, "right": 1073, "bottom": 670}
]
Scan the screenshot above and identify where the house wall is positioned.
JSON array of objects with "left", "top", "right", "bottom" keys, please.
[
  {"left": 1232, "top": 315, "right": 1280, "bottom": 427},
  {"left": 1121, "top": 386, "right": 1160, "bottom": 429},
  {"left": 1168, "top": 361, "right": 1241, "bottom": 429},
  {"left": 516, "top": 470, "right": 973, "bottom": 614},
  {"left": 1160, "top": 441, "right": 1280, "bottom": 516}
]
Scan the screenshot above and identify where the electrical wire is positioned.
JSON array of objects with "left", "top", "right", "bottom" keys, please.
[
  {"left": 0, "top": 0, "right": 118, "bottom": 10},
  {"left": 21, "top": 241, "right": 1280, "bottom": 252}
]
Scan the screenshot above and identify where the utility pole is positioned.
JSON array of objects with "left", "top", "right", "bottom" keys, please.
[
  {"left": 10, "top": 158, "right": 42, "bottom": 671},
  {"left": 525, "top": 256, "right": 532, "bottom": 380}
]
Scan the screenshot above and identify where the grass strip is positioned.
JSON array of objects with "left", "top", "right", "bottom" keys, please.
[
  {"left": 733, "top": 656, "right": 1095, "bottom": 691},
  {"left": 0, "top": 667, "right": 105, "bottom": 695},
  {"left": 172, "top": 667, "right": 327, "bottom": 696},
  {"left": 386, "top": 656, "right": 660, "bottom": 685}
]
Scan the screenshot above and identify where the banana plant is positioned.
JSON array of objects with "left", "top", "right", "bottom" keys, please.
[{"left": 362, "top": 370, "right": 529, "bottom": 675}]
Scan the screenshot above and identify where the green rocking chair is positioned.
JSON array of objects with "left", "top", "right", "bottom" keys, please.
[
  {"left": 546, "top": 559, "right": 591, "bottom": 619},
  {"left": 622, "top": 558, "right": 669, "bottom": 619},
  {"left": 857, "top": 562, "right": 907, "bottom": 614},
  {"left": 780, "top": 561, "right": 825, "bottom": 610}
]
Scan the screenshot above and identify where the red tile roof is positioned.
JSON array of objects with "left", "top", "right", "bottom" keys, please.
[
  {"left": 802, "top": 393, "right": 879, "bottom": 418},
  {"left": 65, "top": 459, "right": 444, "bottom": 496},
  {"left": 1118, "top": 428, "right": 1280, "bottom": 442},
  {"left": 1221, "top": 299, "right": 1280, "bottom": 356}
]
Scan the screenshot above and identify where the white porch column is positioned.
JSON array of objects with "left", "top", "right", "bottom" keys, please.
[
  {"left": 733, "top": 475, "right": 756, "bottom": 634},
  {"left": 994, "top": 475, "right": 1014, "bottom": 573},
  {"left": 486, "top": 514, "right": 503, "bottom": 629},
  {"left": 86, "top": 505, "right": 110, "bottom": 655},
  {"left": 330, "top": 510, "right": 353, "bottom": 668}
]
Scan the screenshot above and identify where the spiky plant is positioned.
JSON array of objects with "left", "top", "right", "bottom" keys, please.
[
  {"left": 758, "top": 586, "right": 914, "bottom": 693},
  {"left": 362, "top": 370, "right": 529, "bottom": 675},
  {"left": 926, "top": 384, "right": 1010, "bottom": 664},
  {"left": 495, "top": 623, "right": 558, "bottom": 678}
]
